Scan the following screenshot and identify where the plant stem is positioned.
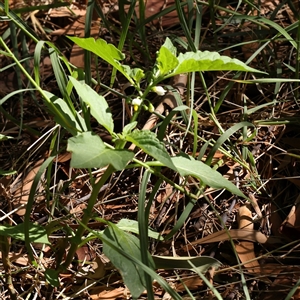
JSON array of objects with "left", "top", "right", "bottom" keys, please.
[
  {"left": 0, "top": 39, "right": 69, "bottom": 124},
  {"left": 60, "top": 165, "right": 115, "bottom": 270}
]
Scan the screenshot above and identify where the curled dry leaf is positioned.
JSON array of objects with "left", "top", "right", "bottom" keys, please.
[
  {"left": 236, "top": 205, "right": 261, "bottom": 274},
  {"left": 88, "top": 257, "right": 106, "bottom": 280},
  {"left": 70, "top": 203, "right": 87, "bottom": 214},
  {"left": 53, "top": 152, "right": 71, "bottom": 163},
  {"left": 76, "top": 244, "right": 95, "bottom": 262},
  {"left": 184, "top": 228, "right": 284, "bottom": 250},
  {"left": 76, "top": 246, "right": 105, "bottom": 280}
]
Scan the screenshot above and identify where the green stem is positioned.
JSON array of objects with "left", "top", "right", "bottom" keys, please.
[
  {"left": 60, "top": 165, "right": 115, "bottom": 270},
  {"left": 0, "top": 38, "right": 69, "bottom": 125},
  {"left": 61, "top": 132, "right": 132, "bottom": 268},
  {"left": 0, "top": 2, "right": 39, "bottom": 43}
]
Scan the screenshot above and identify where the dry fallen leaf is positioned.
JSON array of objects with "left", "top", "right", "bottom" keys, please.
[
  {"left": 175, "top": 275, "right": 204, "bottom": 292},
  {"left": 89, "top": 286, "right": 125, "bottom": 300},
  {"left": 12, "top": 158, "right": 45, "bottom": 216},
  {"left": 235, "top": 205, "right": 261, "bottom": 273},
  {"left": 87, "top": 257, "right": 106, "bottom": 280},
  {"left": 0, "top": 251, "right": 28, "bottom": 266},
  {"left": 185, "top": 228, "right": 284, "bottom": 250},
  {"left": 260, "top": 267, "right": 300, "bottom": 300},
  {"left": 157, "top": 183, "right": 173, "bottom": 203}
]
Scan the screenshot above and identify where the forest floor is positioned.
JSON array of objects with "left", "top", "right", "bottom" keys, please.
[{"left": 1, "top": 0, "right": 300, "bottom": 299}]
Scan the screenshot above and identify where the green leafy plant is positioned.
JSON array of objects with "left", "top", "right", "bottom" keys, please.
[
  {"left": 0, "top": 29, "right": 264, "bottom": 297},
  {"left": 48, "top": 37, "right": 261, "bottom": 297},
  {"left": 1, "top": 0, "right": 300, "bottom": 298}
]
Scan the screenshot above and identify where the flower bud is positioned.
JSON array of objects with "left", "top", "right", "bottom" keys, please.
[{"left": 148, "top": 103, "right": 155, "bottom": 113}]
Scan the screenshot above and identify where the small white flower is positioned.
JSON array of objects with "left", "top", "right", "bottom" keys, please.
[
  {"left": 132, "top": 97, "right": 142, "bottom": 111},
  {"left": 132, "top": 97, "right": 142, "bottom": 106},
  {"left": 152, "top": 86, "right": 166, "bottom": 96}
]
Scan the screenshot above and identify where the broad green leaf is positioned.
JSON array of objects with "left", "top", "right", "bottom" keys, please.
[
  {"left": 53, "top": 98, "right": 80, "bottom": 134},
  {"left": 68, "top": 37, "right": 133, "bottom": 83},
  {"left": 43, "top": 91, "right": 81, "bottom": 135},
  {"left": 156, "top": 38, "right": 179, "bottom": 76},
  {"left": 0, "top": 222, "right": 50, "bottom": 244},
  {"left": 69, "top": 77, "right": 114, "bottom": 134},
  {"left": 117, "top": 219, "right": 163, "bottom": 240},
  {"left": 171, "top": 155, "right": 246, "bottom": 199},
  {"left": 126, "top": 130, "right": 176, "bottom": 170},
  {"left": 127, "top": 67, "right": 145, "bottom": 84},
  {"left": 45, "top": 269, "right": 60, "bottom": 287},
  {"left": 122, "top": 121, "right": 137, "bottom": 136},
  {"left": 67, "top": 132, "right": 134, "bottom": 170},
  {"left": 161, "top": 37, "right": 177, "bottom": 56},
  {"left": 153, "top": 255, "right": 221, "bottom": 273},
  {"left": 75, "top": 111, "right": 88, "bottom": 132},
  {"left": 81, "top": 218, "right": 182, "bottom": 299},
  {"left": 166, "top": 51, "right": 266, "bottom": 77},
  {"left": 103, "top": 223, "right": 155, "bottom": 298}
]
